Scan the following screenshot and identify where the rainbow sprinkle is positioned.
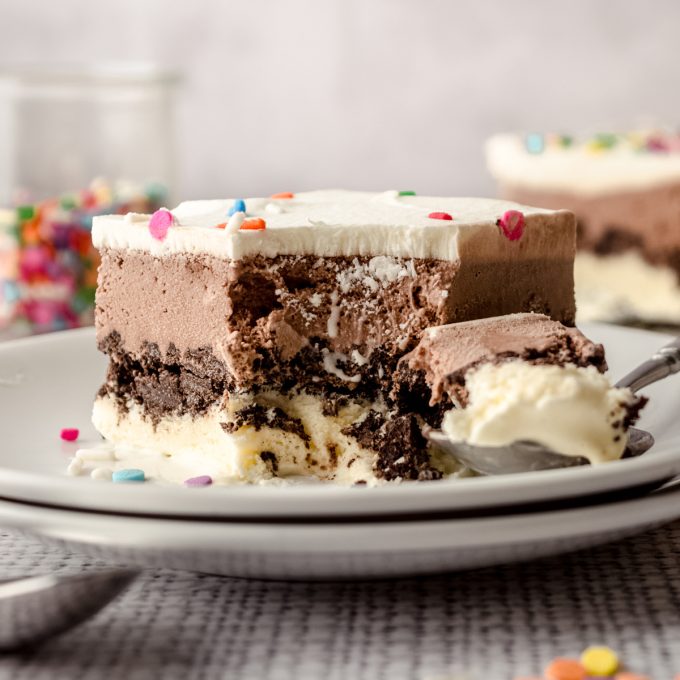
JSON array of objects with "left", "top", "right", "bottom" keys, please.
[
  {"left": 525, "top": 133, "right": 545, "bottom": 154},
  {"left": 228, "top": 199, "right": 247, "bottom": 216},
  {"left": 184, "top": 475, "right": 213, "bottom": 487},
  {"left": 497, "top": 210, "right": 525, "bottom": 241},
  {"left": 148, "top": 209, "right": 174, "bottom": 241},
  {"left": 60, "top": 428, "right": 79, "bottom": 442},
  {"left": 240, "top": 217, "right": 266, "bottom": 231},
  {"left": 112, "top": 469, "right": 146, "bottom": 483}
]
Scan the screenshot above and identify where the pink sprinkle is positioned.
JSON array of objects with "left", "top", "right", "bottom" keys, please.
[
  {"left": 428, "top": 211, "right": 453, "bottom": 221},
  {"left": 148, "top": 209, "right": 175, "bottom": 241},
  {"left": 497, "top": 210, "right": 525, "bottom": 241},
  {"left": 60, "top": 428, "right": 79, "bottom": 442},
  {"left": 184, "top": 475, "right": 213, "bottom": 487},
  {"left": 646, "top": 135, "right": 670, "bottom": 152}
]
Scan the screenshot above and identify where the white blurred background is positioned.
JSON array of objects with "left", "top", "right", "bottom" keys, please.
[{"left": 1, "top": 0, "right": 679, "bottom": 199}]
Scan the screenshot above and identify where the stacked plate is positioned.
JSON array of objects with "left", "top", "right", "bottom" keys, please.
[{"left": 0, "top": 324, "right": 679, "bottom": 580}]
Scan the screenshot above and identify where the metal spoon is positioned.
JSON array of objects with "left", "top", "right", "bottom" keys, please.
[
  {"left": 0, "top": 569, "right": 138, "bottom": 651},
  {"left": 426, "top": 337, "right": 680, "bottom": 475}
]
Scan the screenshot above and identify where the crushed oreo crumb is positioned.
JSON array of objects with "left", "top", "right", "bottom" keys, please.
[
  {"left": 623, "top": 395, "right": 648, "bottom": 430},
  {"left": 222, "top": 404, "right": 310, "bottom": 447},
  {"left": 259, "top": 451, "right": 279, "bottom": 474},
  {"left": 343, "top": 411, "right": 442, "bottom": 482}
]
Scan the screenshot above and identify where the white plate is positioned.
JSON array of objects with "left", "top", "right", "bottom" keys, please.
[
  {"left": 0, "top": 324, "right": 679, "bottom": 519},
  {"left": 1, "top": 483, "right": 679, "bottom": 579}
]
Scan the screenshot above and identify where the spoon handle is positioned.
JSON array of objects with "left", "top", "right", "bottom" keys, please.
[{"left": 615, "top": 337, "right": 680, "bottom": 393}]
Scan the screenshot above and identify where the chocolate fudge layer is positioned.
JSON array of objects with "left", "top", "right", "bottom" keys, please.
[
  {"left": 486, "top": 132, "right": 680, "bottom": 323},
  {"left": 91, "top": 190, "right": 577, "bottom": 485}
]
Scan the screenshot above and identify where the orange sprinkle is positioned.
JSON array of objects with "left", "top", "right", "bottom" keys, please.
[
  {"left": 240, "top": 218, "right": 266, "bottom": 231},
  {"left": 270, "top": 192, "right": 294, "bottom": 199},
  {"left": 544, "top": 658, "right": 587, "bottom": 680},
  {"left": 615, "top": 674, "right": 651, "bottom": 680},
  {"left": 215, "top": 222, "right": 227, "bottom": 229}
]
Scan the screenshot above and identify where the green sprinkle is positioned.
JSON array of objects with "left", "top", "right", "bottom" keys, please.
[
  {"left": 593, "top": 133, "right": 618, "bottom": 149},
  {"left": 398, "top": 190, "right": 416, "bottom": 196},
  {"left": 60, "top": 195, "right": 77, "bottom": 211},
  {"left": 73, "top": 286, "right": 97, "bottom": 313},
  {"left": 558, "top": 135, "right": 573, "bottom": 148},
  {"left": 17, "top": 205, "right": 35, "bottom": 221},
  {"left": 145, "top": 182, "right": 167, "bottom": 205}
]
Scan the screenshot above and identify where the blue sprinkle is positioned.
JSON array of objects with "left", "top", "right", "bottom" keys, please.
[
  {"left": 2, "top": 280, "right": 19, "bottom": 303},
  {"left": 525, "top": 133, "right": 545, "bottom": 154},
  {"left": 228, "top": 199, "right": 246, "bottom": 216},
  {"left": 112, "top": 468, "right": 146, "bottom": 483}
]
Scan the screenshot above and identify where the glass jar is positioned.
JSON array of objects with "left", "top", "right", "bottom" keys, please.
[{"left": 0, "top": 63, "right": 179, "bottom": 333}]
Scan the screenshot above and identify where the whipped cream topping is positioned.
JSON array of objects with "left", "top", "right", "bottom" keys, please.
[
  {"left": 442, "top": 361, "right": 638, "bottom": 464},
  {"left": 486, "top": 133, "right": 680, "bottom": 195},
  {"left": 92, "top": 190, "right": 559, "bottom": 261}
]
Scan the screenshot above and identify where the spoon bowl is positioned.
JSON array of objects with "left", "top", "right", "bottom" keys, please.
[{"left": 427, "top": 426, "right": 655, "bottom": 476}]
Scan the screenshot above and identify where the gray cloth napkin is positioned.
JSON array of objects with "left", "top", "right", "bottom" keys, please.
[{"left": 0, "top": 523, "right": 679, "bottom": 680}]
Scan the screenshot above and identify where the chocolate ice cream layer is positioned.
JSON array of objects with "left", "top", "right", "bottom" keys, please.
[
  {"left": 499, "top": 182, "right": 680, "bottom": 279},
  {"left": 396, "top": 313, "right": 606, "bottom": 408},
  {"left": 95, "top": 247, "right": 575, "bottom": 394}
]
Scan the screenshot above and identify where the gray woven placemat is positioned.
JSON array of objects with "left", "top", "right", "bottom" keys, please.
[{"left": 1, "top": 523, "right": 679, "bottom": 680}]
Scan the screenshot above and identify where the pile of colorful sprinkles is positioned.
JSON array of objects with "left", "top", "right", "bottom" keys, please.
[{"left": 0, "top": 179, "right": 165, "bottom": 332}]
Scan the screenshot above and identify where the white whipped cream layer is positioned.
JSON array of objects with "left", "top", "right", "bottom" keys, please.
[
  {"left": 442, "top": 361, "right": 638, "bottom": 464},
  {"left": 486, "top": 133, "right": 680, "bottom": 195},
  {"left": 92, "top": 189, "right": 558, "bottom": 261}
]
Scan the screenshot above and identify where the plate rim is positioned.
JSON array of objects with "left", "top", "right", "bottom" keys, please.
[{"left": 1, "top": 481, "right": 679, "bottom": 555}]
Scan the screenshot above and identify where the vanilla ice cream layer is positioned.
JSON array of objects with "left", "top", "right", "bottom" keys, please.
[
  {"left": 575, "top": 251, "right": 680, "bottom": 324},
  {"left": 442, "top": 361, "right": 638, "bottom": 464},
  {"left": 92, "top": 391, "right": 386, "bottom": 485}
]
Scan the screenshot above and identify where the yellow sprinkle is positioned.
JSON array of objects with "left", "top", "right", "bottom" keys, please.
[
  {"left": 581, "top": 646, "right": 619, "bottom": 676},
  {"left": 585, "top": 140, "right": 605, "bottom": 154}
]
